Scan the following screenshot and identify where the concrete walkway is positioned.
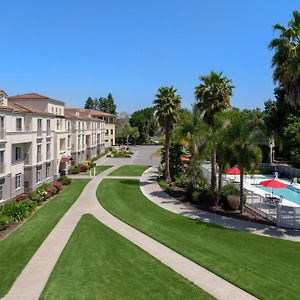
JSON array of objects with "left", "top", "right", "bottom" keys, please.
[
  {"left": 140, "top": 167, "right": 300, "bottom": 242},
  {"left": 3, "top": 162, "right": 256, "bottom": 300}
]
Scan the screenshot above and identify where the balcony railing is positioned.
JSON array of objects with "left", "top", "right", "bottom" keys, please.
[{"left": 0, "top": 163, "right": 4, "bottom": 174}]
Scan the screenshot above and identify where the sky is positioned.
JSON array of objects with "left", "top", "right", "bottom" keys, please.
[{"left": 1, "top": 0, "right": 299, "bottom": 113}]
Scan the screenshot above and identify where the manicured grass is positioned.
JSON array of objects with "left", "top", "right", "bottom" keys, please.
[
  {"left": 108, "top": 165, "right": 149, "bottom": 176},
  {"left": 0, "top": 179, "right": 89, "bottom": 297},
  {"left": 97, "top": 179, "right": 300, "bottom": 300},
  {"left": 41, "top": 214, "right": 212, "bottom": 300},
  {"left": 80, "top": 165, "right": 112, "bottom": 176}
]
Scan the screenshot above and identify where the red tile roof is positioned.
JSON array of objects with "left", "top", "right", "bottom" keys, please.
[{"left": 9, "top": 93, "right": 65, "bottom": 105}]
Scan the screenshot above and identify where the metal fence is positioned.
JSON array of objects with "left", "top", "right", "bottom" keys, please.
[
  {"left": 201, "top": 163, "right": 300, "bottom": 230},
  {"left": 260, "top": 163, "right": 300, "bottom": 178}
]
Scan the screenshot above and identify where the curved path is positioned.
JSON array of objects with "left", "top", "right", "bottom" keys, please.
[
  {"left": 3, "top": 147, "right": 257, "bottom": 300},
  {"left": 140, "top": 167, "right": 300, "bottom": 242}
]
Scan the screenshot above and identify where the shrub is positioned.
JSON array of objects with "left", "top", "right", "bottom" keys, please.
[
  {"left": 298, "top": 178, "right": 300, "bottom": 184},
  {"left": 60, "top": 176, "right": 72, "bottom": 185},
  {"left": 158, "top": 177, "right": 168, "bottom": 190},
  {"left": 0, "top": 214, "right": 10, "bottom": 230},
  {"left": 69, "top": 166, "right": 80, "bottom": 174},
  {"left": 175, "top": 173, "right": 189, "bottom": 188},
  {"left": 36, "top": 186, "right": 49, "bottom": 201},
  {"left": 19, "top": 199, "right": 37, "bottom": 213},
  {"left": 197, "top": 189, "right": 217, "bottom": 206},
  {"left": 191, "top": 191, "right": 200, "bottom": 202},
  {"left": 221, "top": 184, "right": 240, "bottom": 198},
  {"left": 1, "top": 202, "right": 30, "bottom": 221},
  {"left": 53, "top": 181, "right": 63, "bottom": 193},
  {"left": 106, "top": 154, "right": 112, "bottom": 158},
  {"left": 29, "top": 191, "right": 42, "bottom": 204},
  {"left": 80, "top": 161, "right": 90, "bottom": 172},
  {"left": 14, "top": 193, "right": 29, "bottom": 202}
]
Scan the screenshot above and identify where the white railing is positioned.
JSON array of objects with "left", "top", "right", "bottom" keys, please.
[{"left": 201, "top": 163, "right": 300, "bottom": 229}]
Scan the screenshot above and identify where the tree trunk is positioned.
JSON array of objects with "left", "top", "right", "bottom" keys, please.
[
  {"left": 164, "top": 132, "right": 172, "bottom": 184},
  {"left": 217, "top": 165, "right": 223, "bottom": 205},
  {"left": 240, "top": 167, "right": 244, "bottom": 214},
  {"left": 211, "top": 150, "right": 217, "bottom": 191},
  {"left": 126, "top": 135, "right": 129, "bottom": 148}
]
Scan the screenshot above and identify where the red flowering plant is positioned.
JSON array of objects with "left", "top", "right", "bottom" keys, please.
[
  {"left": 14, "top": 193, "right": 29, "bottom": 202},
  {"left": 53, "top": 181, "right": 63, "bottom": 193}
]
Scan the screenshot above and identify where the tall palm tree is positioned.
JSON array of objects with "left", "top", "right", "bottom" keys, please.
[
  {"left": 195, "top": 71, "right": 234, "bottom": 191},
  {"left": 154, "top": 86, "right": 181, "bottom": 183},
  {"left": 269, "top": 11, "right": 300, "bottom": 108}
]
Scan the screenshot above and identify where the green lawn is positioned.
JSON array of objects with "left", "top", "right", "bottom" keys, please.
[
  {"left": 0, "top": 179, "right": 89, "bottom": 297},
  {"left": 80, "top": 165, "right": 112, "bottom": 176},
  {"left": 108, "top": 165, "right": 149, "bottom": 176},
  {"left": 97, "top": 179, "right": 300, "bottom": 300},
  {"left": 41, "top": 214, "right": 212, "bottom": 300}
]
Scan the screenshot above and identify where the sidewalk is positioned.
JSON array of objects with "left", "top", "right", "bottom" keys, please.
[
  {"left": 3, "top": 165, "right": 257, "bottom": 300},
  {"left": 140, "top": 167, "right": 300, "bottom": 242}
]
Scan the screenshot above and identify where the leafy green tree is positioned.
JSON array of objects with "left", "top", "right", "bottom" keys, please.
[
  {"left": 98, "top": 93, "right": 117, "bottom": 114},
  {"left": 283, "top": 115, "right": 300, "bottom": 167},
  {"left": 84, "top": 97, "right": 96, "bottom": 109},
  {"left": 195, "top": 71, "right": 234, "bottom": 191},
  {"left": 154, "top": 86, "right": 181, "bottom": 183},
  {"left": 130, "top": 107, "right": 157, "bottom": 143},
  {"left": 224, "top": 110, "right": 263, "bottom": 213},
  {"left": 269, "top": 11, "right": 300, "bottom": 108},
  {"left": 131, "top": 127, "right": 140, "bottom": 145}
]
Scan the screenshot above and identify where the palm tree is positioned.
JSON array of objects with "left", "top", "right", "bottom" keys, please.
[
  {"left": 225, "top": 110, "right": 263, "bottom": 213},
  {"left": 154, "top": 86, "right": 181, "bottom": 183},
  {"left": 269, "top": 11, "right": 300, "bottom": 108},
  {"left": 195, "top": 71, "right": 234, "bottom": 191}
]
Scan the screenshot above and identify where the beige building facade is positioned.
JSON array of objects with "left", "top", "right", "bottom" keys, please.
[{"left": 0, "top": 90, "right": 115, "bottom": 202}]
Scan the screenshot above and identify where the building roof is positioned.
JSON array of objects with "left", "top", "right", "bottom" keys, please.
[
  {"left": 0, "top": 90, "right": 8, "bottom": 97},
  {"left": 0, "top": 102, "right": 54, "bottom": 117},
  {"left": 9, "top": 93, "right": 65, "bottom": 105},
  {"left": 64, "top": 110, "right": 97, "bottom": 121},
  {"left": 65, "top": 108, "right": 116, "bottom": 118}
]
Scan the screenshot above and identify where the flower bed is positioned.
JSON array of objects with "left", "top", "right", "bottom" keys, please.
[
  {"left": 0, "top": 181, "right": 64, "bottom": 232},
  {"left": 107, "top": 149, "right": 132, "bottom": 158}
]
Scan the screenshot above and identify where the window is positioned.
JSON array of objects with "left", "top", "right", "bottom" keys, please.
[
  {"left": 46, "top": 164, "right": 50, "bottom": 178},
  {"left": 36, "top": 167, "right": 42, "bottom": 183},
  {"left": 78, "top": 136, "right": 81, "bottom": 149},
  {"left": 106, "top": 129, "right": 108, "bottom": 135},
  {"left": 0, "top": 184, "right": 3, "bottom": 200},
  {"left": 37, "top": 144, "right": 42, "bottom": 162},
  {"left": 0, "top": 116, "right": 5, "bottom": 140},
  {"left": 16, "top": 118, "right": 22, "bottom": 131},
  {"left": 46, "top": 143, "right": 51, "bottom": 160},
  {"left": 60, "top": 138, "right": 65, "bottom": 152},
  {"left": 15, "top": 173, "right": 21, "bottom": 189},
  {"left": 52, "top": 107, "right": 54, "bottom": 113},
  {"left": 56, "top": 107, "right": 58, "bottom": 114},
  {"left": 15, "top": 146, "right": 22, "bottom": 161},
  {"left": 56, "top": 119, "right": 60, "bottom": 130},
  {"left": 68, "top": 135, "right": 71, "bottom": 148},
  {"left": 110, "top": 129, "right": 113, "bottom": 135},
  {"left": 82, "top": 135, "right": 84, "bottom": 148},
  {"left": 46, "top": 119, "right": 51, "bottom": 135},
  {"left": 0, "top": 150, "right": 4, "bottom": 173},
  {"left": 37, "top": 119, "right": 42, "bottom": 136}
]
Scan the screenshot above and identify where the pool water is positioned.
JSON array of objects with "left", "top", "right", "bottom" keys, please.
[{"left": 255, "top": 185, "right": 300, "bottom": 205}]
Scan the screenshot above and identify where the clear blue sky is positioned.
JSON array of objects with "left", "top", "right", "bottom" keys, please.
[{"left": 1, "top": 0, "right": 299, "bottom": 113}]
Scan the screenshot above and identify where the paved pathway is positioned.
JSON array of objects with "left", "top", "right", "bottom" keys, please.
[
  {"left": 3, "top": 150, "right": 257, "bottom": 300},
  {"left": 140, "top": 167, "right": 300, "bottom": 242}
]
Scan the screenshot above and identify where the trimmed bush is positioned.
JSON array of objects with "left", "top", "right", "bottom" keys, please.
[
  {"left": 29, "top": 191, "right": 42, "bottom": 204},
  {"left": 60, "top": 176, "right": 72, "bottom": 185},
  {"left": 14, "top": 193, "right": 29, "bottom": 202},
  {"left": 69, "top": 166, "right": 80, "bottom": 174},
  {"left": 221, "top": 184, "right": 240, "bottom": 198},
  {"left": 80, "top": 161, "right": 90, "bottom": 172}
]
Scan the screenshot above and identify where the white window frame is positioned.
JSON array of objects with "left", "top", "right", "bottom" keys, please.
[{"left": 15, "top": 173, "right": 21, "bottom": 190}]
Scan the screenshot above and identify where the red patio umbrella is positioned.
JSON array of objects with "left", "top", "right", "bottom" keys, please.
[
  {"left": 260, "top": 179, "right": 287, "bottom": 196},
  {"left": 225, "top": 167, "right": 240, "bottom": 175}
]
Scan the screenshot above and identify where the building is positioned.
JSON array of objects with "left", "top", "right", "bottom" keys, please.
[{"left": 0, "top": 90, "right": 114, "bottom": 202}]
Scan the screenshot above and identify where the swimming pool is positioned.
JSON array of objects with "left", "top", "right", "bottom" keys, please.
[{"left": 254, "top": 184, "right": 300, "bottom": 205}]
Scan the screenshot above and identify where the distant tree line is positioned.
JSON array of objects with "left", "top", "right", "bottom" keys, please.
[{"left": 84, "top": 92, "right": 117, "bottom": 115}]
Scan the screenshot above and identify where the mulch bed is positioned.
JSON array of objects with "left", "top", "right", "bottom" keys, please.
[{"left": 166, "top": 185, "right": 274, "bottom": 226}]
